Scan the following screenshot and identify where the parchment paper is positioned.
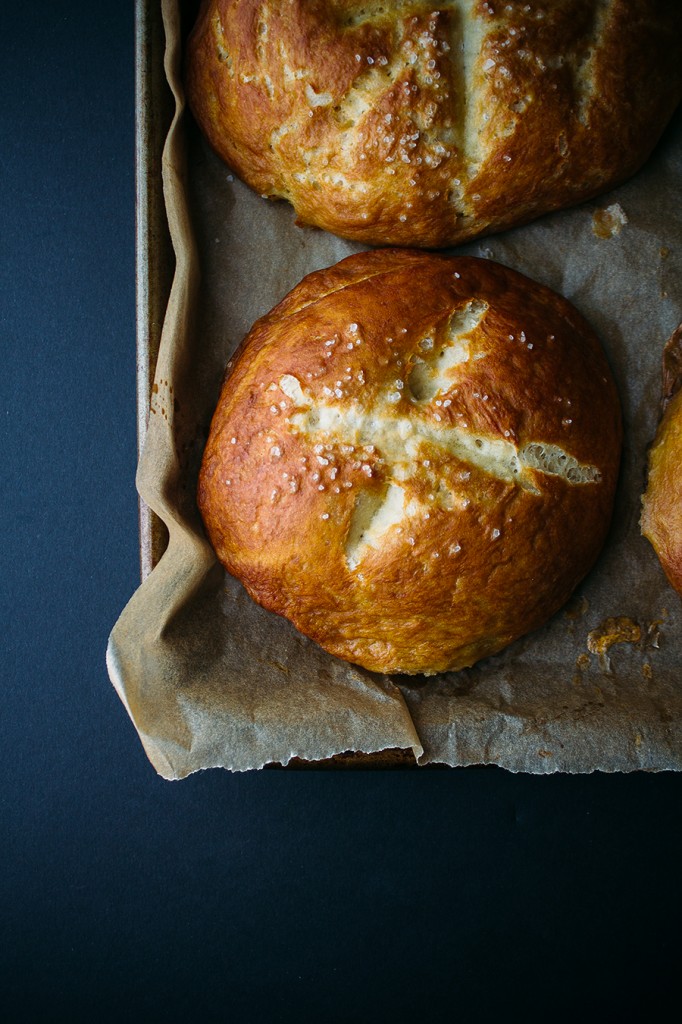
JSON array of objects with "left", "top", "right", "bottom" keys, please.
[{"left": 107, "top": 0, "right": 682, "bottom": 778}]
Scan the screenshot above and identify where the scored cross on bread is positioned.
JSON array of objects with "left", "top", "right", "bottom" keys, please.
[{"left": 277, "top": 310, "right": 602, "bottom": 571}]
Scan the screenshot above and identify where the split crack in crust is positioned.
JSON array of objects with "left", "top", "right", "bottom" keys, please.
[{"left": 279, "top": 299, "right": 601, "bottom": 571}]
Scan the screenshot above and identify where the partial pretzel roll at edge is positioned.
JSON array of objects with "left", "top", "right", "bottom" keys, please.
[
  {"left": 642, "top": 323, "right": 682, "bottom": 597},
  {"left": 186, "top": 0, "right": 682, "bottom": 247}
]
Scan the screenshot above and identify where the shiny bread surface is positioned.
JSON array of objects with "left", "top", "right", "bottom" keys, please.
[
  {"left": 199, "top": 251, "right": 622, "bottom": 674},
  {"left": 186, "top": 0, "right": 682, "bottom": 247}
]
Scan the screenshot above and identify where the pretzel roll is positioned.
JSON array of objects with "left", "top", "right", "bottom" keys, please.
[
  {"left": 198, "top": 250, "right": 622, "bottom": 674},
  {"left": 186, "top": 0, "right": 682, "bottom": 247},
  {"left": 642, "top": 325, "right": 682, "bottom": 596}
]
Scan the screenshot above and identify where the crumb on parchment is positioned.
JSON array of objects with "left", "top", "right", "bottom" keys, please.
[
  {"left": 592, "top": 203, "right": 628, "bottom": 239},
  {"left": 586, "top": 616, "right": 641, "bottom": 674}
]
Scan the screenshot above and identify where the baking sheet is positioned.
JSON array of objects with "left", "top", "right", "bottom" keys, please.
[{"left": 107, "top": 0, "right": 682, "bottom": 778}]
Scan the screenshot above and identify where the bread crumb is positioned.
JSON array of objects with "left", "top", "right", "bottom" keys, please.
[
  {"left": 587, "top": 616, "right": 641, "bottom": 656},
  {"left": 592, "top": 203, "right": 628, "bottom": 239}
]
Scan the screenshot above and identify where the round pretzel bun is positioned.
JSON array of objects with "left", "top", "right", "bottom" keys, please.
[
  {"left": 185, "top": 0, "right": 682, "bottom": 248},
  {"left": 641, "top": 325, "right": 682, "bottom": 597},
  {"left": 198, "top": 251, "right": 622, "bottom": 675}
]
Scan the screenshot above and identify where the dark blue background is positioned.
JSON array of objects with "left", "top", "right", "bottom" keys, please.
[{"left": 2, "top": 3, "right": 681, "bottom": 1021}]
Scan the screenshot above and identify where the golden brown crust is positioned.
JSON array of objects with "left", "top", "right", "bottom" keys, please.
[
  {"left": 186, "top": 0, "right": 682, "bottom": 248},
  {"left": 198, "top": 250, "right": 622, "bottom": 674},
  {"left": 642, "top": 324, "right": 682, "bottom": 596}
]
